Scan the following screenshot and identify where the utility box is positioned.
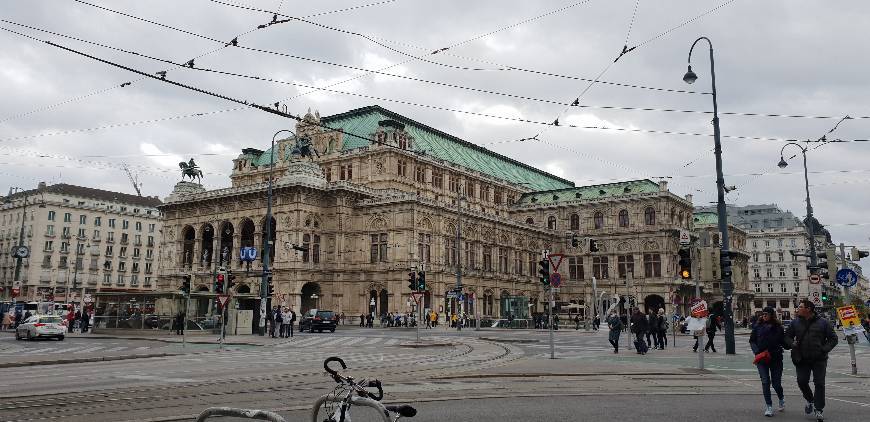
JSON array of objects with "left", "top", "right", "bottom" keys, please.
[{"left": 228, "top": 309, "right": 253, "bottom": 335}]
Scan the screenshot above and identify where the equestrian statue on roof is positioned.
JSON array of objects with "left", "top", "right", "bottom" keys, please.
[{"left": 179, "top": 158, "right": 203, "bottom": 183}]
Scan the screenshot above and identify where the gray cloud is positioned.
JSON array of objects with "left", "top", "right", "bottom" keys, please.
[{"left": 1, "top": 0, "right": 868, "bottom": 249}]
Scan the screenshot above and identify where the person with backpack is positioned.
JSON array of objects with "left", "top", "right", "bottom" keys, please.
[
  {"left": 704, "top": 313, "right": 722, "bottom": 353},
  {"left": 750, "top": 307, "right": 787, "bottom": 417},
  {"left": 785, "top": 299, "right": 837, "bottom": 421},
  {"left": 607, "top": 312, "right": 622, "bottom": 353}
]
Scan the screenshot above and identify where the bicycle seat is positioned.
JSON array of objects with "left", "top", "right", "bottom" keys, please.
[{"left": 385, "top": 404, "right": 417, "bottom": 417}]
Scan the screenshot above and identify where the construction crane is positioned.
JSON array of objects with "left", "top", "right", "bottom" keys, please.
[{"left": 122, "top": 163, "right": 142, "bottom": 196}]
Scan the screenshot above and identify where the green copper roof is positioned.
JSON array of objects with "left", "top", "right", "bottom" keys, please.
[
  {"left": 253, "top": 138, "right": 293, "bottom": 167},
  {"left": 516, "top": 179, "right": 661, "bottom": 206},
  {"left": 693, "top": 211, "right": 719, "bottom": 226},
  {"left": 320, "top": 105, "right": 574, "bottom": 191}
]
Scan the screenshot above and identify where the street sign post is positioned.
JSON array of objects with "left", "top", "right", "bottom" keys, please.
[
  {"left": 679, "top": 230, "right": 691, "bottom": 246},
  {"left": 836, "top": 305, "right": 861, "bottom": 329},
  {"left": 808, "top": 274, "right": 821, "bottom": 284},
  {"left": 550, "top": 272, "right": 562, "bottom": 288},
  {"left": 835, "top": 269, "right": 858, "bottom": 287},
  {"left": 217, "top": 295, "right": 230, "bottom": 309},
  {"left": 547, "top": 253, "right": 565, "bottom": 273}
]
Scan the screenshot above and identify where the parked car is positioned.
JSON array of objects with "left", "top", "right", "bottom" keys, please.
[
  {"left": 16, "top": 315, "right": 65, "bottom": 341},
  {"left": 299, "top": 309, "right": 337, "bottom": 333}
]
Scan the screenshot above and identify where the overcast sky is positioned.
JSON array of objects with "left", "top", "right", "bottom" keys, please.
[{"left": 1, "top": 0, "right": 868, "bottom": 250}]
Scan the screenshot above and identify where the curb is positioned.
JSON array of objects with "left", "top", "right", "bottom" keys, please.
[
  {"left": 66, "top": 335, "right": 265, "bottom": 346},
  {"left": 0, "top": 352, "right": 180, "bottom": 368}
]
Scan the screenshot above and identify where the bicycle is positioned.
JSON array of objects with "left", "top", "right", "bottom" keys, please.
[{"left": 311, "top": 356, "right": 417, "bottom": 422}]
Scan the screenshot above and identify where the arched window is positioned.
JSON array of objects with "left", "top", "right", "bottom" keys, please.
[
  {"left": 593, "top": 212, "right": 604, "bottom": 229},
  {"left": 547, "top": 216, "right": 557, "bottom": 230},
  {"left": 618, "top": 209, "right": 630, "bottom": 228},
  {"left": 644, "top": 207, "right": 656, "bottom": 225},
  {"left": 525, "top": 217, "right": 534, "bottom": 225},
  {"left": 570, "top": 214, "right": 580, "bottom": 231}
]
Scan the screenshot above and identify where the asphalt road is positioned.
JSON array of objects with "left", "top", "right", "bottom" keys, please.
[{"left": 0, "top": 326, "right": 867, "bottom": 421}]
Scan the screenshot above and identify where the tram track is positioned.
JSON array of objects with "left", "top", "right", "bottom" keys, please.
[{"left": 0, "top": 336, "right": 519, "bottom": 421}]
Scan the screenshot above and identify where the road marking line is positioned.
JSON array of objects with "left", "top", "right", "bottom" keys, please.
[
  {"left": 74, "top": 347, "right": 104, "bottom": 354},
  {"left": 829, "top": 397, "right": 870, "bottom": 407},
  {"left": 362, "top": 337, "right": 382, "bottom": 345}
]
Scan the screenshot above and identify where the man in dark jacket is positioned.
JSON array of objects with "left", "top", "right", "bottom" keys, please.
[
  {"left": 704, "top": 314, "right": 722, "bottom": 353},
  {"left": 630, "top": 308, "right": 648, "bottom": 353},
  {"left": 785, "top": 299, "right": 837, "bottom": 421}
]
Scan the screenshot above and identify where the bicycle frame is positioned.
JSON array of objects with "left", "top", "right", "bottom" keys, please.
[{"left": 311, "top": 394, "right": 392, "bottom": 422}]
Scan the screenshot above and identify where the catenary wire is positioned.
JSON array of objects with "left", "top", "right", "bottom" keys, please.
[{"left": 13, "top": 17, "right": 867, "bottom": 124}]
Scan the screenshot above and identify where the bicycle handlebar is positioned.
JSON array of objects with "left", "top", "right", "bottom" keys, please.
[
  {"left": 323, "top": 356, "right": 346, "bottom": 382},
  {"left": 366, "top": 379, "right": 383, "bottom": 401}
]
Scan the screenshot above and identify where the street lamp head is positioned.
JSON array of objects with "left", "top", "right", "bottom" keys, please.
[
  {"left": 682, "top": 65, "right": 698, "bottom": 84},
  {"left": 777, "top": 156, "right": 788, "bottom": 169}
]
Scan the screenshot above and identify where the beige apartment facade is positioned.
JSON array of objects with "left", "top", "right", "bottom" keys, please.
[{"left": 0, "top": 183, "right": 162, "bottom": 309}]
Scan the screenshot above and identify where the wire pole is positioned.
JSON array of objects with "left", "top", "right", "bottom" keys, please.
[{"left": 838, "top": 243, "right": 858, "bottom": 375}]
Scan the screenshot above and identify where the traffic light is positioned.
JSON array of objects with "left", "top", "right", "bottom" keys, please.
[
  {"left": 215, "top": 273, "right": 225, "bottom": 294},
  {"left": 815, "top": 248, "right": 837, "bottom": 278},
  {"left": 821, "top": 292, "right": 828, "bottom": 302},
  {"left": 538, "top": 259, "right": 550, "bottom": 286},
  {"left": 180, "top": 275, "right": 191, "bottom": 296},
  {"left": 267, "top": 275, "right": 274, "bottom": 296},
  {"left": 589, "top": 239, "right": 600, "bottom": 252},
  {"left": 570, "top": 233, "right": 579, "bottom": 248},
  {"left": 678, "top": 248, "right": 691, "bottom": 279},
  {"left": 417, "top": 271, "right": 426, "bottom": 291},
  {"left": 851, "top": 247, "right": 868, "bottom": 261},
  {"left": 407, "top": 271, "right": 417, "bottom": 291},
  {"left": 227, "top": 271, "right": 236, "bottom": 291},
  {"left": 721, "top": 252, "right": 733, "bottom": 279}
]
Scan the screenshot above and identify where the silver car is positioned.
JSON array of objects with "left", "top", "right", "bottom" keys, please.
[{"left": 16, "top": 315, "right": 65, "bottom": 341}]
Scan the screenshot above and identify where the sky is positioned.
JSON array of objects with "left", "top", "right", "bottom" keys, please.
[{"left": 1, "top": 0, "right": 868, "bottom": 250}]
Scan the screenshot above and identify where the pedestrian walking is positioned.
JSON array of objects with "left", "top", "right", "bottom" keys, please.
[
  {"left": 81, "top": 310, "right": 90, "bottom": 333},
  {"left": 174, "top": 311, "right": 184, "bottom": 335},
  {"left": 2, "top": 310, "right": 12, "bottom": 331},
  {"left": 272, "top": 307, "right": 283, "bottom": 338},
  {"left": 553, "top": 313, "right": 560, "bottom": 330},
  {"left": 574, "top": 314, "right": 580, "bottom": 330},
  {"left": 784, "top": 299, "right": 838, "bottom": 421},
  {"left": 287, "top": 307, "right": 296, "bottom": 337},
  {"left": 280, "top": 307, "right": 291, "bottom": 338},
  {"left": 645, "top": 310, "right": 655, "bottom": 347},
  {"left": 359, "top": 313, "right": 365, "bottom": 327},
  {"left": 704, "top": 314, "right": 722, "bottom": 353},
  {"left": 630, "top": 308, "right": 648, "bottom": 354},
  {"left": 607, "top": 312, "right": 622, "bottom": 353},
  {"left": 593, "top": 314, "right": 600, "bottom": 331},
  {"left": 750, "top": 307, "right": 787, "bottom": 417},
  {"left": 657, "top": 309, "right": 668, "bottom": 349}
]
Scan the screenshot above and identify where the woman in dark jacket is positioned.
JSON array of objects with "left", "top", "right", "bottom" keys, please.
[{"left": 749, "top": 307, "right": 786, "bottom": 417}]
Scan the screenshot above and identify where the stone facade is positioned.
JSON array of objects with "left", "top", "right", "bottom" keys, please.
[
  {"left": 158, "top": 105, "right": 712, "bottom": 330},
  {"left": 0, "top": 182, "right": 162, "bottom": 304}
]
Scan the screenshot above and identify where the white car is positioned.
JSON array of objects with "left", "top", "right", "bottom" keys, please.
[{"left": 16, "top": 315, "right": 65, "bottom": 341}]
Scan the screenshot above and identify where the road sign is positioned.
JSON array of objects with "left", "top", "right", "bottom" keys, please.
[
  {"left": 836, "top": 305, "right": 861, "bottom": 328},
  {"left": 239, "top": 247, "right": 257, "bottom": 262},
  {"left": 216, "top": 295, "right": 230, "bottom": 309},
  {"left": 690, "top": 299, "right": 708, "bottom": 318},
  {"left": 410, "top": 292, "right": 424, "bottom": 304},
  {"left": 808, "top": 274, "right": 821, "bottom": 284},
  {"left": 835, "top": 269, "right": 858, "bottom": 287},
  {"left": 679, "top": 230, "right": 691, "bottom": 246},
  {"left": 446, "top": 291, "right": 458, "bottom": 299},
  {"left": 11, "top": 288, "right": 19, "bottom": 297},
  {"left": 83, "top": 294, "right": 93, "bottom": 303},
  {"left": 547, "top": 254, "right": 565, "bottom": 272},
  {"left": 550, "top": 272, "right": 562, "bottom": 288}
]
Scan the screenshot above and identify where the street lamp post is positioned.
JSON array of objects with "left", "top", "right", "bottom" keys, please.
[
  {"left": 777, "top": 142, "right": 819, "bottom": 276},
  {"left": 683, "top": 36, "right": 736, "bottom": 354},
  {"left": 259, "top": 129, "right": 295, "bottom": 336}
]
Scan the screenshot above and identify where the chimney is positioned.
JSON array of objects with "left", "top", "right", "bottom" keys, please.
[
  {"left": 685, "top": 193, "right": 693, "bottom": 204},
  {"left": 37, "top": 182, "right": 47, "bottom": 190},
  {"left": 658, "top": 180, "right": 668, "bottom": 192}
]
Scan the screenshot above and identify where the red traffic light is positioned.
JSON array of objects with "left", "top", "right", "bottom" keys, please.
[{"left": 217, "top": 274, "right": 225, "bottom": 282}]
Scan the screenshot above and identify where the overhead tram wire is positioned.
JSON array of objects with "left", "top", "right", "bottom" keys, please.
[
  {"left": 13, "top": 18, "right": 868, "bottom": 124},
  {"left": 6, "top": 28, "right": 870, "bottom": 148},
  {"left": 1, "top": 28, "right": 443, "bottom": 156},
  {"left": 7, "top": 28, "right": 870, "bottom": 148},
  {"left": 65, "top": 1, "right": 711, "bottom": 97},
  {"left": 0, "top": 77, "right": 146, "bottom": 125}
]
